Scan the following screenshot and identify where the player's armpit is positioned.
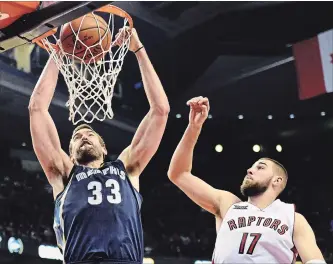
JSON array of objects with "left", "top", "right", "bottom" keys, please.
[
  {"left": 293, "top": 212, "right": 325, "bottom": 264},
  {"left": 168, "top": 171, "right": 241, "bottom": 217},
  {"left": 29, "top": 109, "right": 73, "bottom": 187}
]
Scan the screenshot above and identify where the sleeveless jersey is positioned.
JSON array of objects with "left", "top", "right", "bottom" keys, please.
[
  {"left": 53, "top": 159, "right": 143, "bottom": 264},
  {"left": 213, "top": 199, "right": 297, "bottom": 264}
]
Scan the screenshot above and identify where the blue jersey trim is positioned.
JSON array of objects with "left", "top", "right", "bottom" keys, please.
[{"left": 54, "top": 165, "right": 78, "bottom": 202}]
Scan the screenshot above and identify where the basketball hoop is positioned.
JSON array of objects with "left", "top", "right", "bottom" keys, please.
[{"left": 33, "top": 5, "right": 133, "bottom": 125}]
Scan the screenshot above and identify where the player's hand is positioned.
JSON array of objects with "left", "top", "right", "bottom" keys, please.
[
  {"left": 114, "top": 27, "right": 142, "bottom": 52},
  {"left": 187, "top": 96, "right": 210, "bottom": 128}
]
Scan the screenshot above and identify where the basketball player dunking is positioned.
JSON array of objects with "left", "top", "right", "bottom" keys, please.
[
  {"left": 28, "top": 28, "right": 169, "bottom": 264},
  {"left": 168, "top": 96, "right": 326, "bottom": 264}
]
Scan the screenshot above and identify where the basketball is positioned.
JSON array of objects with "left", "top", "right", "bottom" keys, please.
[{"left": 60, "top": 14, "right": 111, "bottom": 63}]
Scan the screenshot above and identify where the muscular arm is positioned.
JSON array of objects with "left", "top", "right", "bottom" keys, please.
[
  {"left": 28, "top": 58, "right": 73, "bottom": 194},
  {"left": 293, "top": 213, "right": 325, "bottom": 263},
  {"left": 168, "top": 123, "right": 240, "bottom": 217},
  {"left": 119, "top": 46, "right": 169, "bottom": 179}
]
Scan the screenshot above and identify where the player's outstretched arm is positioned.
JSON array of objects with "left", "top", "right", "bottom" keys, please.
[
  {"left": 28, "top": 58, "right": 73, "bottom": 193},
  {"left": 117, "top": 28, "right": 169, "bottom": 180},
  {"left": 168, "top": 97, "right": 240, "bottom": 217},
  {"left": 293, "top": 212, "right": 325, "bottom": 264}
]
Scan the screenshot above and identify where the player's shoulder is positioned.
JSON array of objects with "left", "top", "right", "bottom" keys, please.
[
  {"left": 218, "top": 190, "right": 242, "bottom": 204},
  {"left": 273, "top": 199, "right": 296, "bottom": 211},
  {"left": 294, "top": 212, "right": 306, "bottom": 223},
  {"left": 217, "top": 190, "right": 242, "bottom": 218},
  {"left": 276, "top": 199, "right": 293, "bottom": 205},
  {"left": 293, "top": 212, "right": 312, "bottom": 237}
]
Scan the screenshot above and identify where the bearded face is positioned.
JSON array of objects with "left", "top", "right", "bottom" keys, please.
[
  {"left": 70, "top": 128, "right": 106, "bottom": 165},
  {"left": 240, "top": 176, "right": 271, "bottom": 197},
  {"left": 240, "top": 160, "right": 275, "bottom": 197},
  {"left": 75, "top": 140, "right": 102, "bottom": 164}
]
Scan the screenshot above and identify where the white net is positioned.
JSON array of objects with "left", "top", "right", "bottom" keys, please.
[{"left": 40, "top": 7, "right": 132, "bottom": 124}]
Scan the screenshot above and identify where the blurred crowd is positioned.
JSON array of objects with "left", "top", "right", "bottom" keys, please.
[{"left": 0, "top": 156, "right": 55, "bottom": 246}]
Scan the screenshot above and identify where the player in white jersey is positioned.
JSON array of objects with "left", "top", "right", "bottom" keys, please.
[{"left": 168, "top": 96, "right": 326, "bottom": 264}]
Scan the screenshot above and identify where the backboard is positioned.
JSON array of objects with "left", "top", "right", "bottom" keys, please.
[{"left": 0, "top": 1, "right": 113, "bottom": 52}]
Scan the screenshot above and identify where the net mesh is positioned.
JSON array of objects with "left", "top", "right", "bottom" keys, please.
[{"left": 40, "top": 8, "right": 131, "bottom": 124}]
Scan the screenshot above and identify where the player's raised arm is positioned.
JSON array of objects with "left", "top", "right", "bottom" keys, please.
[
  {"left": 293, "top": 213, "right": 325, "bottom": 264},
  {"left": 117, "top": 28, "right": 170, "bottom": 178},
  {"left": 168, "top": 97, "right": 240, "bottom": 217},
  {"left": 28, "top": 58, "right": 73, "bottom": 193}
]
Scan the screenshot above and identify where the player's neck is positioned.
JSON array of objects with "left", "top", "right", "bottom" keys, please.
[
  {"left": 78, "top": 159, "right": 103, "bottom": 168},
  {"left": 247, "top": 191, "right": 277, "bottom": 210}
]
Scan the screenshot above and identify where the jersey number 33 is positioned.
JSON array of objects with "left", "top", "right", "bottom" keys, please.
[{"left": 87, "top": 180, "right": 122, "bottom": 205}]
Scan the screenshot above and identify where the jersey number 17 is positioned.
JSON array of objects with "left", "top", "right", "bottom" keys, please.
[{"left": 239, "top": 233, "right": 262, "bottom": 254}]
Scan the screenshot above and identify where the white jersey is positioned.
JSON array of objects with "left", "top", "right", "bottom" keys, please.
[{"left": 213, "top": 199, "right": 297, "bottom": 264}]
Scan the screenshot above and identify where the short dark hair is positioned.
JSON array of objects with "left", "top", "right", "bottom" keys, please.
[
  {"left": 261, "top": 157, "right": 288, "bottom": 194},
  {"left": 72, "top": 124, "right": 94, "bottom": 136},
  {"left": 69, "top": 124, "right": 105, "bottom": 155},
  {"left": 262, "top": 158, "right": 288, "bottom": 179}
]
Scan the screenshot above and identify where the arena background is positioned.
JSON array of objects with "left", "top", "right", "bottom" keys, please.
[{"left": 0, "top": 1, "right": 333, "bottom": 263}]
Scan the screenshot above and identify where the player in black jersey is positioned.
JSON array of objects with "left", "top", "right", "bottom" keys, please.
[{"left": 29, "top": 28, "right": 169, "bottom": 264}]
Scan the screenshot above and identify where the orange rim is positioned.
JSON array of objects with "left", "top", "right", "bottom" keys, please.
[
  {"left": 33, "top": 4, "right": 133, "bottom": 51},
  {"left": 95, "top": 5, "right": 133, "bottom": 28},
  {"left": 32, "top": 27, "right": 59, "bottom": 51}
]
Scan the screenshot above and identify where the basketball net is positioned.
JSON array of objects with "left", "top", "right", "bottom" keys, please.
[{"left": 37, "top": 5, "right": 132, "bottom": 125}]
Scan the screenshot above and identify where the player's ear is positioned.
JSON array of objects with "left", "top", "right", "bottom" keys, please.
[
  {"left": 68, "top": 144, "right": 75, "bottom": 163},
  {"left": 70, "top": 155, "right": 76, "bottom": 164},
  {"left": 102, "top": 144, "right": 107, "bottom": 156},
  {"left": 273, "top": 175, "right": 283, "bottom": 186}
]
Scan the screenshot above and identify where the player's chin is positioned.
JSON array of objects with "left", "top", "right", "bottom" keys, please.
[
  {"left": 240, "top": 183, "right": 246, "bottom": 195},
  {"left": 240, "top": 180, "right": 251, "bottom": 189},
  {"left": 76, "top": 150, "right": 99, "bottom": 163},
  {"left": 240, "top": 182, "right": 253, "bottom": 196},
  {"left": 240, "top": 186, "right": 254, "bottom": 197}
]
